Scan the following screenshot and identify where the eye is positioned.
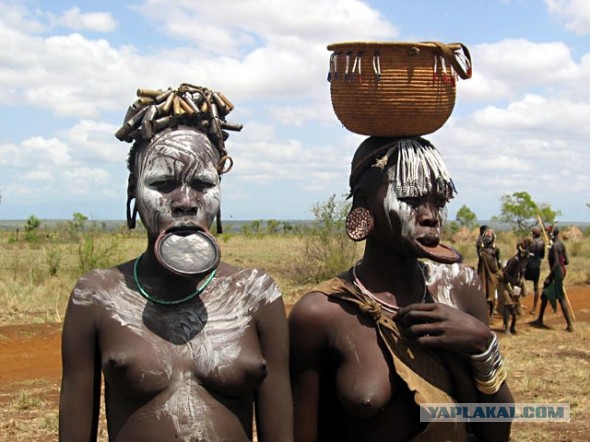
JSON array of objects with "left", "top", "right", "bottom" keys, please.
[
  {"left": 148, "top": 179, "right": 178, "bottom": 192},
  {"left": 190, "top": 179, "right": 215, "bottom": 192},
  {"left": 399, "top": 197, "right": 421, "bottom": 208},
  {"left": 436, "top": 197, "right": 448, "bottom": 209}
]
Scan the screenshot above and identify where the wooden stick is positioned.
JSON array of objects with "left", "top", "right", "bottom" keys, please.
[{"left": 537, "top": 215, "right": 575, "bottom": 321}]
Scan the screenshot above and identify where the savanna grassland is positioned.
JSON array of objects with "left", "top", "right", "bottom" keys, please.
[{"left": 0, "top": 223, "right": 589, "bottom": 441}]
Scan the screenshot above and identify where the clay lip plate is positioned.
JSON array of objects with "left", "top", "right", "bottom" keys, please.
[{"left": 155, "top": 227, "right": 220, "bottom": 276}]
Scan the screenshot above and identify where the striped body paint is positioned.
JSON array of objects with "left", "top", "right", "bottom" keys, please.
[{"left": 72, "top": 267, "right": 281, "bottom": 440}]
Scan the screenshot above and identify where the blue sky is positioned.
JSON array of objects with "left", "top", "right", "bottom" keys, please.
[{"left": 1, "top": 0, "right": 589, "bottom": 222}]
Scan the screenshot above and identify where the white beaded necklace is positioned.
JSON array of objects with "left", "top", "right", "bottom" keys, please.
[{"left": 351, "top": 262, "right": 428, "bottom": 316}]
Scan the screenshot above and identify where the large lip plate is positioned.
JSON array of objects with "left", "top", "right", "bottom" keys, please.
[{"left": 155, "top": 228, "right": 220, "bottom": 276}]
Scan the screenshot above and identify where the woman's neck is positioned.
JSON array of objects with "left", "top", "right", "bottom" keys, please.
[
  {"left": 137, "top": 247, "right": 206, "bottom": 298},
  {"left": 356, "top": 238, "right": 424, "bottom": 304}
]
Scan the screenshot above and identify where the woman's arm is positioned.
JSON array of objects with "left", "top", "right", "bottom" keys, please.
[
  {"left": 399, "top": 266, "right": 513, "bottom": 441},
  {"left": 289, "top": 293, "right": 327, "bottom": 442},
  {"left": 59, "top": 282, "right": 101, "bottom": 441},
  {"left": 254, "top": 296, "right": 294, "bottom": 442}
]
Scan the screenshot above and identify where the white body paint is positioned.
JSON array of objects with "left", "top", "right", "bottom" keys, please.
[
  {"left": 425, "top": 262, "right": 478, "bottom": 309},
  {"left": 72, "top": 267, "right": 281, "bottom": 440}
]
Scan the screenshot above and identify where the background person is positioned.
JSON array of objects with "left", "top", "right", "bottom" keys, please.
[
  {"left": 524, "top": 226, "right": 545, "bottom": 315},
  {"left": 498, "top": 240, "right": 528, "bottom": 335},
  {"left": 477, "top": 226, "right": 502, "bottom": 322},
  {"left": 530, "top": 225, "right": 574, "bottom": 332},
  {"left": 59, "top": 84, "right": 293, "bottom": 442},
  {"left": 289, "top": 136, "right": 513, "bottom": 442}
]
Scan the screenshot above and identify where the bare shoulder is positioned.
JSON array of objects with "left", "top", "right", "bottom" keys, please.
[
  {"left": 424, "top": 262, "right": 484, "bottom": 313},
  {"left": 289, "top": 291, "right": 340, "bottom": 331},
  {"left": 215, "top": 261, "right": 283, "bottom": 307},
  {"left": 69, "top": 261, "right": 131, "bottom": 306}
]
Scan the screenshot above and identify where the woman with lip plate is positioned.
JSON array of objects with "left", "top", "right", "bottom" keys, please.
[
  {"left": 289, "top": 136, "right": 513, "bottom": 442},
  {"left": 59, "top": 84, "right": 293, "bottom": 442}
]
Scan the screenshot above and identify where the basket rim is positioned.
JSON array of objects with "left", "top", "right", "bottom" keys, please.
[{"left": 326, "top": 41, "right": 463, "bottom": 51}]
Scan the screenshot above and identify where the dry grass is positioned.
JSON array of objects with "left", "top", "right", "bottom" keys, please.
[{"left": 0, "top": 227, "right": 589, "bottom": 440}]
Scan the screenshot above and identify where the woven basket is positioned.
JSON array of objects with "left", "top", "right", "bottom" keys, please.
[{"left": 327, "top": 41, "right": 472, "bottom": 137}]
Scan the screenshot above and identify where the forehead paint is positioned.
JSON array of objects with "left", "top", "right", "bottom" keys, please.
[
  {"left": 73, "top": 267, "right": 281, "bottom": 440},
  {"left": 135, "top": 130, "right": 221, "bottom": 234}
]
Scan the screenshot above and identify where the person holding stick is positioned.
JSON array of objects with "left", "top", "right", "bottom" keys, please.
[
  {"left": 525, "top": 226, "right": 545, "bottom": 315},
  {"left": 530, "top": 225, "right": 574, "bottom": 332},
  {"left": 59, "top": 83, "right": 293, "bottom": 441}
]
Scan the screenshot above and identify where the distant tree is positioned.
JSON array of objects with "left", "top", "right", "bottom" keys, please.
[
  {"left": 241, "top": 219, "right": 263, "bottom": 237},
  {"left": 24, "top": 214, "right": 41, "bottom": 241},
  {"left": 495, "top": 191, "right": 560, "bottom": 234},
  {"left": 265, "top": 219, "right": 281, "bottom": 235},
  {"left": 25, "top": 215, "right": 41, "bottom": 232},
  {"left": 300, "top": 194, "right": 357, "bottom": 282},
  {"left": 586, "top": 203, "right": 590, "bottom": 213},
  {"left": 455, "top": 204, "right": 477, "bottom": 229},
  {"left": 537, "top": 203, "right": 561, "bottom": 226},
  {"left": 70, "top": 212, "right": 89, "bottom": 233}
]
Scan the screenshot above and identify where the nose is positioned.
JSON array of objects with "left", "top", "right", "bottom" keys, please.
[
  {"left": 171, "top": 186, "right": 198, "bottom": 217},
  {"left": 416, "top": 201, "right": 439, "bottom": 228}
]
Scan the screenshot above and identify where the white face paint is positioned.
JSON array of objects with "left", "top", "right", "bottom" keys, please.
[
  {"left": 134, "top": 129, "right": 220, "bottom": 237},
  {"left": 380, "top": 148, "right": 451, "bottom": 243},
  {"left": 382, "top": 184, "right": 416, "bottom": 239}
]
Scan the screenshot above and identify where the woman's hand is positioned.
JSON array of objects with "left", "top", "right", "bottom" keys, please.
[{"left": 397, "top": 302, "right": 492, "bottom": 355}]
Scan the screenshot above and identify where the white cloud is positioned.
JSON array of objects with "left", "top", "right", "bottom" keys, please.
[
  {"left": 60, "top": 120, "right": 127, "bottom": 164},
  {"left": 471, "top": 94, "right": 590, "bottom": 137},
  {"left": 0, "top": 136, "right": 71, "bottom": 167},
  {"left": 63, "top": 167, "right": 110, "bottom": 195},
  {"left": 462, "top": 39, "right": 581, "bottom": 102},
  {"left": 23, "top": 170, "right": 54, "bottom": 182},
  {"left": 136, "top": 0, "right": 397, "bottom": 55},
  {"left": 545, "top": 0, "right": 590, "bottom": 35},
  {"left": 47, "top": 7, "right": 117, "bottom": 33}
]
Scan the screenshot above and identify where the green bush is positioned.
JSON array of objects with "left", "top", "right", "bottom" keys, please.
[{"left": 297, "top": 194, "right": 358, "bottom": 283}]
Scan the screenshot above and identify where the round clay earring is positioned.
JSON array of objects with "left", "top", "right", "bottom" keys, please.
[{"left": 346, "top": 207, "right": 374, "bottom": 241}]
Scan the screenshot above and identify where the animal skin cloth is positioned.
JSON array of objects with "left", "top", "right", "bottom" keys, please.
[
  {"left": 542, "top": 264, "right": 565, "bottom": 312},
  {"left": 477, "top": 247, "right": 500, "bottom": 306},
  {"left": 313, "top": 276, "right": 467, "bottom": 441}
]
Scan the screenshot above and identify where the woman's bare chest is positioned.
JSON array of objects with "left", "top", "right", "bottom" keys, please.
[
  {"left": 99, "top": 302, "right": 268, "bottom": 400},
  {"left": 329, "top": 314, "right": 398, "bottom": 417}
]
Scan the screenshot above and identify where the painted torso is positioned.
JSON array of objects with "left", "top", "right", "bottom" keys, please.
[{"left": 72, "top": 263, "right": 280, "bottom": 442}]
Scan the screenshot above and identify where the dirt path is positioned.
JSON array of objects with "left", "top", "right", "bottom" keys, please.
[{"left": 1, "top": 285, "right": 588, "bottom": 440}]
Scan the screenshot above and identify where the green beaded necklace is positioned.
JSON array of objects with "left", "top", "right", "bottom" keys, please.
[{"left": 133, "top": 254, "right": 216, "bottom": 305}]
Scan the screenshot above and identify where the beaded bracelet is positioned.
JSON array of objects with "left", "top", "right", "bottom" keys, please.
[{"left": 469, "top": 333, "right": 507, "bottom": 395}]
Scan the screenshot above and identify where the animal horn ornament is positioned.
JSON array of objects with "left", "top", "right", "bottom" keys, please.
[{"left": 115, "top": 83, "right": 242, "bottom": 172}]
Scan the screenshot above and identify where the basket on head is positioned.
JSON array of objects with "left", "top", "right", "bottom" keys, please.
[{"left": 327, "top": 41, "right": 472, "bottom": 137}]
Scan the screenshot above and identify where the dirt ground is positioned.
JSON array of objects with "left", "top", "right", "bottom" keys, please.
[{"left": 1, "top": 286, "right": 589, "bottom": 441}]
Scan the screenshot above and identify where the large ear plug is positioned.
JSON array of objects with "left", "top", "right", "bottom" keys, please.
[{"left": 345, "top": 207, "right": 374, "bottom": 241}]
